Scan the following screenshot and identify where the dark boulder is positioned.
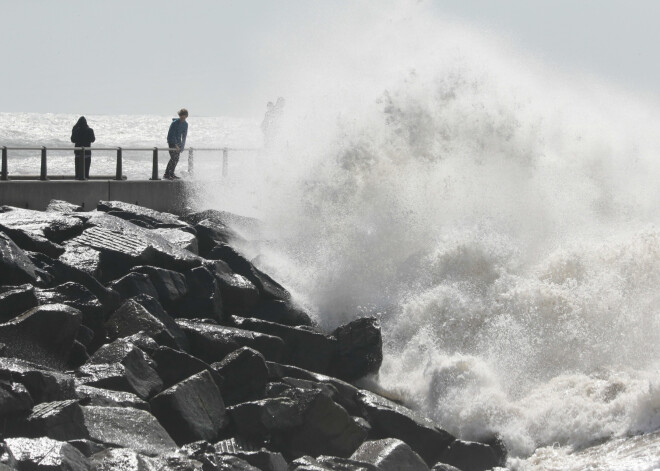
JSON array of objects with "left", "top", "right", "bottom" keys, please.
[
  {"left": 14, "top": 399, "right": 88, "bottom": 441},
  {"left": 0, "top": 206, "right": 85, "bottom": 244},
  {"left": 177, "top": 319, "right": 285, "bottom": 364},
  {"left": 97, "top": 200, "right": 192, "bottom": 230},
  {"left": 0, "top": 380, "right": 33, "bottom": 417},
  {"left": 431, "top": 464, "right": 462, "bottom": 471},
  {"left": 351, "top": 438, "right": 429, "bottom": 471},
  {"left": 152, "top": 346, "right": 214, "bottom": 389},
  {"left": 46, "top": 199, "right": 83, "bottom": 213},
  {"left": 109, "top": 272, "right": 159, "bottom": 300},
  {"left": 183, "top": 209, "right": 261, "bottom": 241},
  {"left": 290, "top": 455, "right": 378, "bottom": 471},
  {"left": 131, "top": 294, "right": 190, "bottom": 351},
  {"left": 91, "top": 448, "right": 205, "bottom": 471},
  {"left": 211, "top": 347, "right": 268, "bottom": 405},
  {"left": 330, "top": 317, "right": 382, "bottom": 381},
  {"left": 233, "top": 317, "right": 336, "bottom": 375},
  {"left": 0, "top": 222, "right": 65, "bottom": 257},
  {"left": 76, "top": 384, "right": 150, "bottom": 410},
  {"left": 150, "top": 370, "right": 228, "bottom": 445},
  {"left": 180, "top": 441, "right": 261, "bottom": 471},
  {"left": 0, "top": 357, "right": 75, "bottom": 403},
  {"left": 207, "top": 244, "right": 289, "bottom": 301},
  {"left": 0, "top": 232, "right": 41, "bottom": 285},
  {"left": 211, "top": 260, "right": 260, "bottom": 316},
  {"left": 194, "top": 218, "right": 244, "bottom": 257},
  {"left": 130, "top": 265, "right": 188, "bottom": 308},
  {"left": 82, "top": 405, "right": 177, "bottom": 456},
  {"left": 5, "top": 436, "right": 94, "bottom": 471},
  {"left": 216, "top": 449, "right": 287, "bottom": 471},
  {"left": 104, "top": 299, "right": 178, "bottom": 349},
  {"left": 248, "top": 299, "right": 314, "bottom": 327},
  {"left": 176, "top": 266, "right": 224, "bottom": 322},
  {"left": 227, "top": 396, "right": 304, "bottom": 437},
  {"left": 355, "top": 390, "right": 455, "bottom": 466},
  {"left": 152, "top": 227, "right": 199, "bottom": 254},
  {"left": 67, "top": 439, "right": 106, "bottom": 458},
  {"left": 0, "top": 303, "right": 82, "bottom": 369},
  {"left": 438, "top": 439, "right": 506, "bottom": 471},
  {"left": 0, "top": 284, "right": 38, "bottom": 323}
]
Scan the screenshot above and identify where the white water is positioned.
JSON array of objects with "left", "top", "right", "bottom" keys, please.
[{"left": 4, "top": 3, "right": 660, "bottom": 469}]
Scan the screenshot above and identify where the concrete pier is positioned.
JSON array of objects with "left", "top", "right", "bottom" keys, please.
[{"left": 0, "top": 180, "right": 189, "bottom": 214}]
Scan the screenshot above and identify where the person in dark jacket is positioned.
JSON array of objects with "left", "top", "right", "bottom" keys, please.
[
  {"left": 70, "top": 116, "right": 96, "bottom": 180},
  {"left": 164, "top": 108, "right": 188, "bottom": 179}
]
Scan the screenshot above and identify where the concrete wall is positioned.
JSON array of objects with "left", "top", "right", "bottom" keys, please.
[{"left": 0, "top": 180, "right": 189, "bottom": 214}]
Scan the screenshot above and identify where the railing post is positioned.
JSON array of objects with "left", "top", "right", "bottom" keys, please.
[
  {"left": 1, "top": 147, "right": 7, "bottom": 181},
  {"left": 188, "top": 147, "right": 194, "bottom": 176},
  {"left": 115, "top": 147, "right": 123, "bottom": 180},
  {"left": 40, "top": 146, "right": 48, "bottom": 181},
  {"left": 151, "top": 147, "right": 160, "bottom": 180},
  {"left": 222, "top": 148, "right": 228, "bottom": 177}
]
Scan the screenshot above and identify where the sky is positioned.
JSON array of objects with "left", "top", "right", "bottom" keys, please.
[{"left": 2, "top": 0, "right": 660, "bottom": 118}]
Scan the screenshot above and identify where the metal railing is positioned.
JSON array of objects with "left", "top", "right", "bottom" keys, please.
[{"left": 0, "top": 146, "right": 260, "bottom": 181}]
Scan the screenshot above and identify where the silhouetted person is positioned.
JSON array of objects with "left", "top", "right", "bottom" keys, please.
[
  {"left": 71, "top": 116, "right": 95, "bottom": 179},
  {"left": 165, "top": 108, "right": 188, "bottom": 179},
  {"left": 261, "top": 97, "right": 285, "bottom": 149}
]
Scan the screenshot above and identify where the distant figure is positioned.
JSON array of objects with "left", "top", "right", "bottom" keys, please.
[
  {"left": 261, "top": 97, "right": 285, "bottom": 148},
  {"left": 164, "top": 108, "right": 188, "bottom": 180},
  {"left": 70, "top": 116, "right": 95, "bottom": 180}
]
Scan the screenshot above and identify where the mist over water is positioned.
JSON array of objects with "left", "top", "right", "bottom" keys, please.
[{"left": 197, "top": 3, "right": 660, "bottom": 468}]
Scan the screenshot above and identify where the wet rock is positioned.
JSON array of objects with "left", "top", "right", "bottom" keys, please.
[
  {"left": 92, "top": 448, "right": 205, "bottom": 471},
  {"left": 211, "top": 260, "right": 260, "bottom": 316},
  {"left": 290, "top": 455, "right": 378, "bottom": 471},
  {"left": 355, "top": 390, "right": 454, "bottom": 466},
  {"left": 104, "top": 299, "right": 178, "bottom": 349},
  {"left": 46, "top": 199, "right": 83, "bottom": 213},
  {"left": 351, "top": 439, "right": 429, "bottom": 471},
  {"left": 27, "top": 252, "right": 122, "bottom": 313},
  {"left": 266, "top": 362, "right": 361, "bottom": 416},
  {"left": 0, "top": 357, "right": 75, "bottom": 403},
  {"left": 0, "top": 442, "right": 17, "bottom": 470},
  {"left": 5, "top": 436, "right": 94, "bottom": 471},
  {"left": 16, "top": 399, "right": 88, "bottom": 441},
  {"left": 131, "top": 265, "right": 188, "bottom": 308},
  {"left": 132, "top": 294, "right": 190, "bottom": 351},
  {"left": 0, "top": 303, "right": 82, "bottom": 369},
  {"left": 216, "top": 449, "right": 287, "bottom": 471},
  {"left": 35, "top": 282, "right": 106, "bottom": 349},
  {"left": 438, "top": 439, "right": 506, "bottom": 471},
  {"left": 431, "top": 464, "right": 462, "bottom": 471},
  {"left": 194, "top": 219, "right": 244, "bottom": 257},
  {"left": 67, "top": 439, "right": 106, "bottom": 458},
  {"left": 109, "top": 272, "right": 160, "bottom": 300},
  {"left": 67, "top": 341, "right": 90, "bottom": 369},
  {"left": 181, "top": 442, "right": 261, "bottom": 471},
  {"left": 176, "top": 266, "right": 224, "bottom": 322},
  {"left": 75, "top": 326, "right": 95, "bottom": 350},
  {"left": 79, "top": 338, "right": 163, "bottom": 399},
  {"left": 248, "top": 299, "right": 314, "bottom": 327},
  {"left": 0, "top": 380, "right": 33, "bottom": 417},
  {"left": 152, "top": 227, "right": 199, "bottom": 254},
  {"left": 211, "top": 347, "right": 268, "bottom": 406},
  {"left": 82, "top": 405, "right": 177, "bottom": 456},
  {"left": 177, "top": 319, "right": 285, "bottom": 364},
  {"left": 0, "top": 222, "right": 65, "bottom": 257},
  {"left": 98, "top": 200, "right": 191, "bottom": 230},
  {"left": 184, "top": 209, "right": 261, "bottom": 241},
  {"left": 153, "top": 346, "right": 213, "bottom": 389},
  {"left": 0, "top": 284, "right": 38, "bottom": 323},
  {"left": 76, "top": 384, "right": 150, "bottom": 410},
  {"left": 330, "top": 317, "right": 382, "bottom": 381},
  {"left": 150, "top": 370, "right": 228, "bottom": 445},
  {"left": 0, "top": 232, "right": 41, "bottom": 285},
  {"left": 227, "top": 396, "right": 304, "bottom": 437},
  {"left": 207, "top": 244, "right": 289, "bottom": 301},
  {"left": 233, "top": 317, "right": 336, "bottom": 375},
  {"left": 0, "top": 206, "right": 85, "bottom": 244}
]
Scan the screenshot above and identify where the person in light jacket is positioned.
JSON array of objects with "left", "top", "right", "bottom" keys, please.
[
  {"left": 164, "top": 108, "right": 188, "bottom": 179},
  {"left": 71, "top": 116, "right": 95, "bottom": 179}
]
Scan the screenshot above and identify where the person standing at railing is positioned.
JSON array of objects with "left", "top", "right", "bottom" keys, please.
[
  {"left": 164, "top": 108, "right": 188, "bottom": 180},
  {"left": 71, "top": 116, "right": 95, "bottom": 179}
]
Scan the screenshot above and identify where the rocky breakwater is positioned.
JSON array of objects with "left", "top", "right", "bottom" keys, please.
[{"left": 0, "top": 200, "right": 506, "bottom": 471}]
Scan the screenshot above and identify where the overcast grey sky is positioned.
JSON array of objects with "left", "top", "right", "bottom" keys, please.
[{"left": 2, "top": 0, "right": 660, "bottom": 118}]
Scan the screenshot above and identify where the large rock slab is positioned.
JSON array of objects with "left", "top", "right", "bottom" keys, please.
[
  {"left": 98, "top": 200, "right": 192, "bottom": 230},
  {"left": 211, "top": 347, "right": 268, "bottom": 406},
  {"left": 152, "top": 227, "right": 199, "bottom": 254},
  {"left": 351, "top": 438, "right": 429, "bottom": 471},
  {"left": 0, "top": 284, "right": 38, "bottom": 323},
  {"left": 194, "top": 218, "right": 244, "bottom": 257},
  {"left": 176, "top": 266, "right": 224, "bottom": 322},
  {"left": 0, "top": 357, "right": 75, "bottom": 403},
  {"left": 131, "top": 294, "right": 190, "bottom": 351},
  {"left": 0, "top": 206, "right": 85, "bottom": 244},
  {"left": 76, "top": 384, "right": 149, "bottom": 410},
  {"left": 16, "top": 399, "right": 88, "bottom": 441},
  {"left": 130, "top": 265, "right": 188, "bottom": 308},
  {"left": 91, "top": 448, "right": 204, "bottom": 471},
  {"left": 152, "top": 346, "right": 213, "bottom": 389},
  {"left": 290, "top": 455, "right": 378, "bottom": 471},
  {"left": 247, "top": 299, "right": 314, "bottom": 327},
  {"left": 177, "top": 319, "right": 285, "bottom": 364},
  {"left": 0, "top": 232, "right": 42, "bottom": 285},
  {"left": 183, "top": 209, "right": 261, "bottom": 242},
  {"left": 46, "top": 199, "right": 83, "bottom": 213},
  {"left": 0, "top": 222, "right": 65, "bottom": 257},
  {"left": 211, "top": 260, "right": 260, "bottom": 316},
  {"left": 233, "top": 317, "right": 336, "bottom": 375},
  {"left": 108, "top": 272, "right": 160, "bottom": 300},
  {"left": 330, "top": 317, "right": 382, "bottom": 381},
  {"left": 104, "top": 299, "right": 177, "bottom": 348},
  {"left": 355, "top": 390, "right": 455, "bottom": 466},
  {"left": 150, "top": 370, "right": 228, "bottom": 445},
  {"left": 0, "top": 303, "right": 82, "bottom": 369},
  {"left": 82, "top": 405, "right": 177, "bottom": 456},
  {"left": 5, "top": 436, "right": 94, "bottom": 471}
]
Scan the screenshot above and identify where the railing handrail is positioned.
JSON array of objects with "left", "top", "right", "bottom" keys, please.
[{"left": 0, "top": 145, "right": 260, "bottom": 181}]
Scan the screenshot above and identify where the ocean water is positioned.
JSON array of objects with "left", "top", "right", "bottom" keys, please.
[{"left": 4, "top": 3, "right": 660, "bottom": 469}]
